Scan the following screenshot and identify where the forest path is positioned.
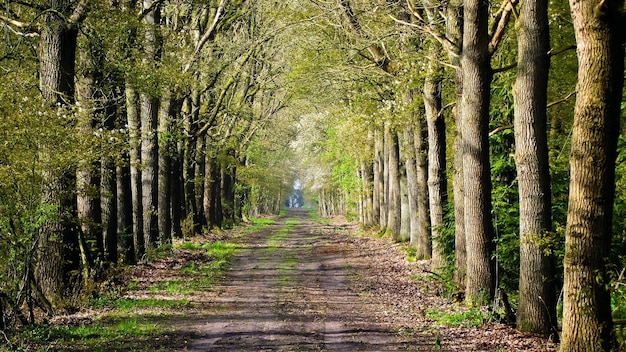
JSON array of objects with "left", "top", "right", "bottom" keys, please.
[
  {"left": 186, "top": 209, "right": 431, "bottom": 351},
  {"left": 66, "top": 208, "right": 559, "bottom": 352}
]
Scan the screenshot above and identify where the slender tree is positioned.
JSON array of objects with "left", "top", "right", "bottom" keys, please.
[
  {"left": 140, "top": 0, "right": 161, "bottom": 251},
  {"left": 513, "top": 0, "right": 556, "bottom": 336},
  {"left": 423, "top": 52, "right": 447, "bottom": 271}
]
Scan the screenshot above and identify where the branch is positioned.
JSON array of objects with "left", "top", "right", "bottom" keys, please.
[
  {"left": 442, "top": 101, "right": 456, "bottom": 111},
  {"left": 489, "top": 124, "right": 513, "bottom": 137},
  {"left": 184, "top": 0, "right": 227, "bottom": 73},
  {"left": 0, "top": 14, "right": 31, "bottom": 29},
  {"left": 338, "top": 0, "right": 390, "bottom": 72},
  {"left": 489, "top": 0, "right": 519, "bottom": 55},
  {"left": 390, "top": 14, "right": 451, "bottom": 51},
  {"left": 548, "top": 44, "right": 576, "bottom": 57},
  {"left": 68, "top": 0, "right": 90, "bottom": 25},
  {"left": 547, "top": 90, "right": 576, "bottom": 109},
  {"left": 196, "top": 45, "right": 258, "bottom": 138},
  {"left": 494, "top": 44, "right": 575, "bottom": 73},
  {"left": 492, "top": 61, "right": 517, "bottom": 73},
  {"left": 399, "top": 0, "right": 459, "bottom": 63}
]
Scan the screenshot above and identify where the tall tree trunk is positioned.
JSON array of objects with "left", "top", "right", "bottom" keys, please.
[
  {"left": 560, "top": 0, "right": 624, "bottom": 350},
  {"left": 36, "top": 0, "right": 86, "bottom": 307},
  {"left": 360, "top": 159, "right": 374, "bottom": 227},
  {"left": 461, "top": 0, "right": 495, "bottom": 305},
  {"left": 403, "top": 127, "right": 421, "bottom": 250},
  {"left": 101, "top": 156, "right": 117, "bottom": 264},
  {"left": 158, "top": 95, "right": 173, "bottom": 245},
  {"left": 221, "top": 162, "right": 236, "bottom": 226},
  {"left": 374, "top": 128, "right": 385, "bottom": 228},
  {"left": 127, "top": 86, "right": 144, "bottom": 261},
  {"left": 382, "top": 125, "right": 390, "bottom": 230},
  {"left": 116, "top": 161, "right": 134, "bottom": 264},
  {"left": 424, "top": 61, "right": 448, "bottom": 272},
  {"left": 513, "top": 0, "right": 556, "bottom": 336},
  {"left": 195, "top": 136, "right": 207, "bottom": 229},
  {"left": 76, "top": 32, "right": 108, "bottom": 268},
  {"left": 140, "top": 0, "right": 161, "bottom": 251},
  {"left": 101, "top": 104, "right": 117, "bottom": 265},
  {"left": 170, "top": 102, "right": 183, "bottom": 239},
  {"left": 400, "top": 169, "right": 411, "bottom": 242},
  {"left": 386, "top": 126, "right": 402, "bottom": 240},
  {"left": 141, "top": 91, "right": 159, "bottom": 250},
  {"left": 182, "top": 95, "right": 199, "bottom": 231},
  {"left": 445, "top": 0, "right": 466, "bottom": 288},
  {"left": 415, "top": 118, "right": 431, "bottom": 260}
]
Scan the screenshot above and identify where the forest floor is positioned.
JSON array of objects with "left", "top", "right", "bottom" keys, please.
[{"left": 7, "top": 209, "right": 559, "bottom": 351}]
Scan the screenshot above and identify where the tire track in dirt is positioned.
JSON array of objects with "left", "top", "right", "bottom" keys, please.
[{"left": 187, "top": 209, "right": 432, "bottom": 351}]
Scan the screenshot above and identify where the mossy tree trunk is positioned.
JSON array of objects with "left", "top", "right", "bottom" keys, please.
[{"left": 560, "top": 0, "right": 624, "bottom": 350}]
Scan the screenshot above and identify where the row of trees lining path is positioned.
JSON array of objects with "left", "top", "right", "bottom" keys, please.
[{"left": 0, "top": 1, "right": 624, "bottom": 351}]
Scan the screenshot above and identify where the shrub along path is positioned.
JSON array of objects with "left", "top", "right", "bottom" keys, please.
[{"left": 9, "top": 209, "right": 558, "bottom": 351}]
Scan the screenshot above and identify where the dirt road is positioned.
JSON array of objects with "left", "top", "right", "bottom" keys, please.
[
  {"left": 188, "top": 209, "right": 429, "bottom": 351},
  {"left": 174, "top": 209, "right": 556, "bottom": 352}
]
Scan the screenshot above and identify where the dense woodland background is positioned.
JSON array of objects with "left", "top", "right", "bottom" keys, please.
[{"left": 0, "top": 0, "right": 625, "bottom": 351}]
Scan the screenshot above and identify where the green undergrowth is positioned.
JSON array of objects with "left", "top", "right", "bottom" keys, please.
[
  {"left": 8, "top": 316, "right": 167, "bottom": 352},
  {"left": 266, "top": 220, "right": 298, "bottom": 252},
  {"left": 89, "top": 297, "right": 190, "bottom": 311},
  {"left": 425, "top": 307, "right": 489, "bottom": 328},
  {"left": 148, "top": 241, "right": 241, "bottom": 294},
  {"left": 233, "top": 217, "right": 277, "bottom": 239},
  {"left": 7, "top": 221, "right": 268, "bottom": 351}
]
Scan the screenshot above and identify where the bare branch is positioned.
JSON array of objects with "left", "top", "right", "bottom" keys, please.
[
  {"left": 337, "top": 0, "right": 390, "bottom": 72},
  {"left": 548, "top": 44, "right": 576, "bottom": 57},
  {"left": 0, "top": 14, "right": 30, "bottom": 29},
  {"left": 68, "top": 0, "right": 90, "bottom": 25},
  {"left": 0, "top": 14, "right": 39, "bottom": 36},
  {"left": 547, "top": 91, "right": 576, "bottom": 109},
  {"left": 489, "top": 124, "right": 513, "bottom": 137},
  {"left": 184, "top": 0, "right": 228, "bottom": 73},
  {"left": 442, "top": 101, "right": 456, "bottom": 111},
  {"left": 488, "top": 0, "right": 519, "bottom": 55},
  {"left": 492, "top": 61, "right": 517, "bottom": 73}
]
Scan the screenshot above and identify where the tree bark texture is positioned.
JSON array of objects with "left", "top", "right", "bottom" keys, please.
[
  {"left": 400, "top": 171, "right": 411, "bottom": 242},
  {"left": 195, "top": 136, "right": 207, "bottom": 229},
  {"left": 414, "top": 118, "right": 431, "bottom": 260},
  {"left": 36, "top": 0, "right": 83, "bottom": 307},
  {"left": 116, "top": 162, "right": 135, "bottom": 263},
  {"left": 386, "top": 126, "right": 402, "bottom": 241},
  {"left": 461, "top": 0, "right": 495, "bottom": 305},
  {"left": 360, "top": 159, "right": 374, "bottom": 227},
  {"left": 126, "top": 86, "right": 144, "bottom": 261},
  {"left": 140, "top": 0, "right": 162, "bottom": 250},
  {"left": 424, "top": 66, "right": 447, "bottom": 272},
  {"left": 76, "top": 38, "right": 105, "bottom": 265},
  {"left": 182, "top": 95, "right": 199, "bottom": 232},
  {"left": 445, "top": 0, "right": 466, "bottom": 287},
  {"left": 560, "top": 0, "right": 624, "bottom": 350},
  {"left": 141, "top": 92, "right": 159, "bottom": 249},
  {"left": 403, "top": 127, "right": 421, "bottom": 249},
  {"left": 513, "top": 0, "right": 556, "bottom": 336},
  {"left": 158, "top": 96, "right": 173, "bottom": 245},
  {"left": 374, "top": 128, "right": 385, "bottom": 229}
]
